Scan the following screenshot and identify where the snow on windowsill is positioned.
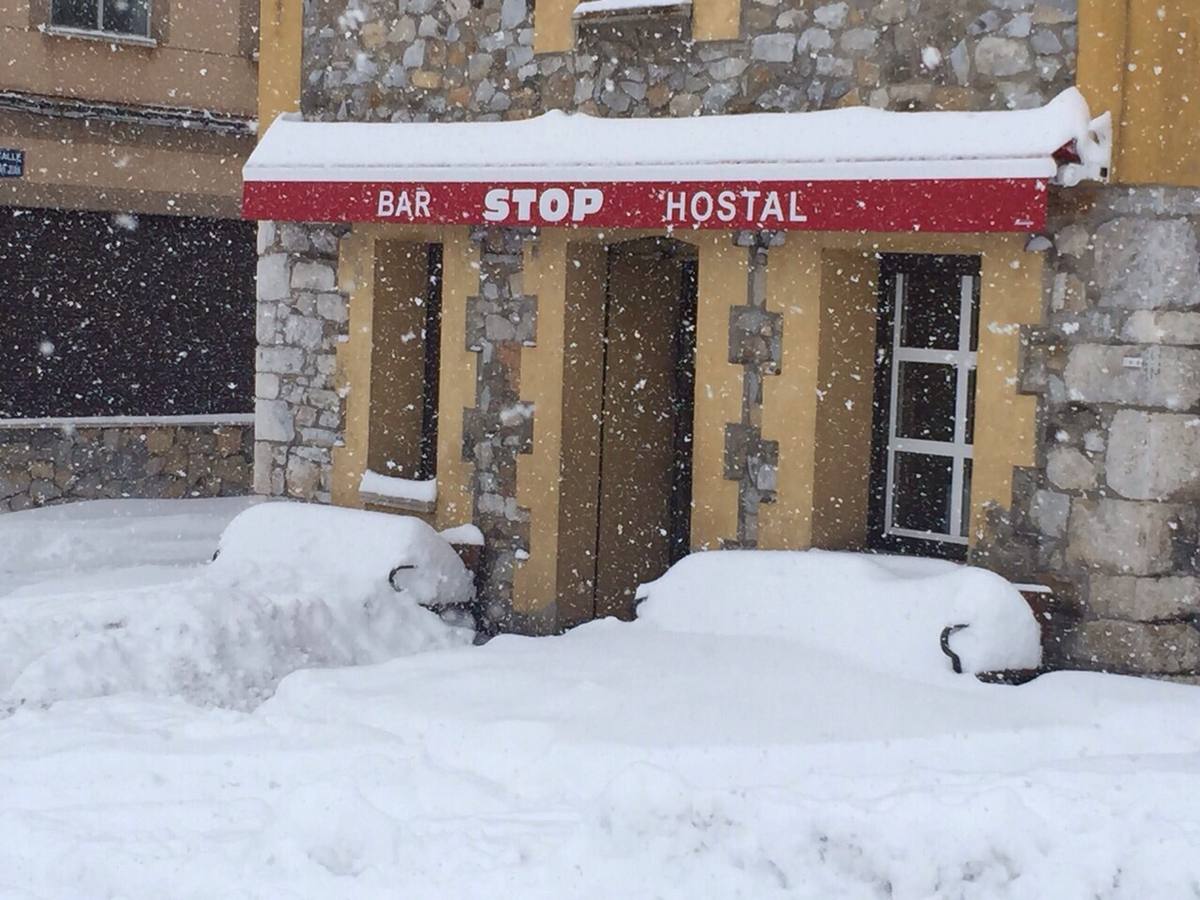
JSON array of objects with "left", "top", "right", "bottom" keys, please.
[
  {"left": 0, "top": 413, "right": 254, "bottom": 430},
  {"left": 359, "top": 470, "right": 438, "bottom": 512},
  {"left": 439, "top": 523, "right": 485, "bottom": 547},
  {"left": 40, "top": 24, "right": 157, "bottom": 48},
  {"left": 574, "top": 0, "right": 691, "bottom": 19}
]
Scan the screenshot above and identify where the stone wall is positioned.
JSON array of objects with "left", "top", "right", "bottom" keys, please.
[
  {"left": 0, "top": 421, "right": 253, "bottom": 512},
  {"left": 1007, "top": 186, "right": 1200, "bottom": 679},
  {"left": 302, "top": 0, "right": 1076, "bottom": 123},
  {"left": 253, "top": 221, "right": 349, "bottom": 502},
  {"left": 463, "top": 227, "right": 537, "bottom": 632}
]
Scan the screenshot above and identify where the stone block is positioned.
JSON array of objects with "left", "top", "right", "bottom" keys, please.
[
  {"left": 1066, "top": 619, "right": 1200, "bottom": 674},
  {"left": 290, "top": 260, "right": 338, "bottom": 292},
  {"left": 256, "top": 254, "right": 291, "bottom": 302},
  {"left": 1106, "top": 410, "right": 1200, "bottom": 500},
  {"left": 316, "top": 293, "right": 348, "bottom": 324},
  {"left": 1063, "top": 344, "right": 1200, "bottom": 410},
  {"left": 974, "top": 37, "right": 1031, "bottom": 77},
  {"left": 256, "top": 346, "right": 306, "bottom": 375},
  {"left": 256, "top": 373, "right": 280, "bottom": 400},
  {"left": 728, "top": 305, "right": 783, "bottom": 371},
  {"left": 28, "top": 459, "right": 55, "bottom": 480},
  {"left": 1046, "top": 446, "right": 1098, "bottom": 491},
  {"left": 256, "top": 221, "right": 276, "bottom": 255},
  {"left": 1093, "top": 217, "right": 1200, "bottom": 310},
  {"left": 1066, "top": 498, "right": 1186, "bottom": 575},
  {"left": 813, "top": 2, "right": 847, "bottom": 28},
  {"left": 29, "top": 479, "right": 61, "bottom": 503},
  {"left": 0, "top": 469, "right": 31, "bottom": 500},
  {"left": 145, "top": 429, "right": 175, "bottom": 455},
  {"left": 284, "top": 314, "right": 326, "bottom": 350},
  {"left": 1121, "top": 310, "right": 1200, "bottom": 345},
  {"left": 752, "top": 32, "right": 796, "bottom": 62},
  {"left": 256, "top": 399, "right": 296, "bottom": 444},
  {"left": 1030, "top": 488, "right": 1070, "bottom": 538},
  {"left": 286, "top": 455, "right": 321, "bottom": 500},
  {"left": 1089, "top": 575, "right": 1200, "bottom": 622}
]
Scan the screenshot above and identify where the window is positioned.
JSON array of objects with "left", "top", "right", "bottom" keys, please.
[
  {"left": 869, "top": 254, "right": 980, "bottom": 559},
  {"left": 0, "top": 207, "right": 256, "bottom": 419},
  {"left": 51, "top": 0, "right": 151, "bottom": 38}
]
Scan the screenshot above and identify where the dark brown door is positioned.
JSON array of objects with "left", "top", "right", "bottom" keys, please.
[{"left": 593, "top": 240, "right": 696, "bottom": 619}]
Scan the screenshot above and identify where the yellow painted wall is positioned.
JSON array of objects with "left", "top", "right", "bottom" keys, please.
[
  {"left": 332, "top": 229, "right": 376, "bottom": 508},
  {"left": 258, "top": 0, "right": 303, "bottom": 133},
  {"left": 972, "top": 239, "right": 1040, "bottom": 533},
  {"left": 1079, "top": 0, "right": 1199, "bottom": 186},
  {"left": 691, "top": 233, "right": 746, "bottom": 550},
  {"left": 757, "top": 238, "right": 822, "bottom": 550},
  {"left": 434, "top": 229, "right": 480, "bottom": 531},
  {"left": 810, "top": 250, "right": 878, "bottom": 551}
]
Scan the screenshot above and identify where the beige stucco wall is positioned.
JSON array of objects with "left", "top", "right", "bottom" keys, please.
[
  {"left": 0, "top": 0, "right": 257, "bottom": 115},
  {"left": 1078, "top": 0, "right": 1199, "bottom": 186},
  {"left": 0, "top": 0, "right": 257, "bottom": 216},
  {"left": 0, "top": 109, "right": 252, "bottom": 217}
]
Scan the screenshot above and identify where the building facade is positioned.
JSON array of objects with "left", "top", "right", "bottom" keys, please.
[
  {"left": 0, "top": 0, "right": 261, "bottom": 511},
  {"left": 248, "top": 0, "right": 1199, "bottom": 678}
]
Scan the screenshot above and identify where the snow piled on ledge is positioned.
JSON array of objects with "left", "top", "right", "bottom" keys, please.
[{"left": 246, "top": 88, "right": 1109, "bottom": 186}]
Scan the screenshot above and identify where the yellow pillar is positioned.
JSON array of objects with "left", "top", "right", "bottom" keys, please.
[
  {"left": 257, "top": 0, "right": 303, "bottom": 135},
  {"left": 331, "top": 230, "right": 376, "bottom": 508},
  {"left": 972, "top": 238, "right": 1041, "bottom": 537},
  {"left": 690, "top": 233, "right": 745, "bottom": 550},
  {"left": 758, "top": 237, "right": 823, "bottom": 550},
  {"left": 433, "top": 228, "right": 479, "bottom": 530},
  {"left": 693, "top": 0, "right": 741, "bottom": 42}
]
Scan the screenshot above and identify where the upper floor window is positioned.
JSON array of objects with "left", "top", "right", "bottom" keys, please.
[{"left": 51, "top": 0, "right": 151, "bottom": 38}]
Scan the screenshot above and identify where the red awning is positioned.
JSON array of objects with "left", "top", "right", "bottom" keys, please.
[{"left": 243, "top": 89, "right": 1109, "bottom": 233}]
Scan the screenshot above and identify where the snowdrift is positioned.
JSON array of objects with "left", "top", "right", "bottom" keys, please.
[
  {"left": 636, "top": 550, "right": 1041, "bottom": 676},
  {"left": 0, "top": 503, "right": 473, "bottom": 714}
]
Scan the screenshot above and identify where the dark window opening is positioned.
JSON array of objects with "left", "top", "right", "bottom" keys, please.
[
  {"left": 51, "top": 0, "right": 151, "bottom": 36},
  {"left": 868, "top": 253, "right": 981, "bottom": 561},
  {"left": 0, "top": 207, "right": 256, "bottom": 419}
]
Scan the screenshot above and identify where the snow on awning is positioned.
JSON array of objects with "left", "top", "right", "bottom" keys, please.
[{"left": 242, "top": 88, "right": 1110, "bottom": 233}]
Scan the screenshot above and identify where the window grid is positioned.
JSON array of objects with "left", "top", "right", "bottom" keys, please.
[
  {"left": 883, "top": 273, "right": 978, "bottom": 545},
  {"left": 51, "top": 0, "right": 152, "bottom": 38}
]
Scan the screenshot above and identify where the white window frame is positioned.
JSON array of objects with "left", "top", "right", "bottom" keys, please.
[
  {"left": 49, "top": 0, "right": 153, "bottom": 40},
  {"left": 882, "top": 272, "right": 978, "bottom": 546}
]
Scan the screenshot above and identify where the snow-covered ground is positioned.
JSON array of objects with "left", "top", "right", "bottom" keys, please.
[{"left": 2, "top": 500, "right": 1200, "bottom": 899}]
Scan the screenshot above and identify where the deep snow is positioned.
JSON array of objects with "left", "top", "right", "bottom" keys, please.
[
  {"left": 1, "top": 502, "right": 473, "bottom": 713},
  {"left": 2, "top": 499, "right": 1200, "bottom": 899}
]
